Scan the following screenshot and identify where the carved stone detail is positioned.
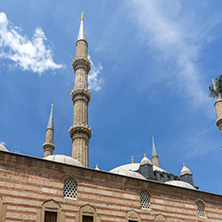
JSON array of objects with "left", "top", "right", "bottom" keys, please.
[
  {"left": 69, "top": 124, "right": 92, "bottom": 140},
  {"left": 71, "top": 89, "right": 91, "bottom": 103},
  {"left": 72, "top": 58, "right": 91, "bottom": 73}
]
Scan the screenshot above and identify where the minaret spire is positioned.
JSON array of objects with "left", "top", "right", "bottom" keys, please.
[
  {"left": 152, "top": 137, "right": 159, "bottom": 167},
  {"left": 43, "top": 104, "right": 55, "bottom": 157},
  {"left": 77, "top": 12, "right": 86, "bottom": 41},
  {"left": 69, "top": 13, "right": 92, "bottom": 167}
]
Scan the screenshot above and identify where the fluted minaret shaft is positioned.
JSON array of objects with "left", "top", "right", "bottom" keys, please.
[
  {"left": 43, "top": 104, "right": 55, "bottom": 157},
  {"left": 212, "top": 79, "right": 222, "bottom": 135},
  {"left": 69, "top": 13, "right": 92, "bottom": 167}
]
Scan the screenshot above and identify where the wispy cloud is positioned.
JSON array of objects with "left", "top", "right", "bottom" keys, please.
[
  {"left": 88, "top": 56, "right": 103, "bottom": 91},
  {"left": 127, "top": 1, "right": 221, "bottom": 114},
  {"left": 0, "top": 12, "right": 63, "bottom": 74}
]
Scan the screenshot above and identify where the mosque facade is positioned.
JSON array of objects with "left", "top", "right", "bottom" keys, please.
[{"left": 0, "top": 14, "right": 222, "bottom": 222}]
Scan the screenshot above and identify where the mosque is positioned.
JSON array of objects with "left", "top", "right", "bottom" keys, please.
[{"left": 0, "top": 13, "right": 222, "bottom": 222}]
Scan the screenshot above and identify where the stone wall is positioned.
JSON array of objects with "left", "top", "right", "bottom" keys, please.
[{"left": 0, "top": 151, "right": 222, "bottom": 222}]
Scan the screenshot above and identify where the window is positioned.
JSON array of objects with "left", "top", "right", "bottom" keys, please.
[
  {"left": 78, "top": 204, "right": 99, "bottom": 222},
  {"left": 140, "top": 191, "right": 150, "bottom": 209},
  {"left": 197, "top": 200, "right": 205, "bottom": 217},
  {"left": 44, "top": 211, "right": 57, "bottom": 222},
  {"left": 83, "top": 216, "right": 93, "bottom": 222},
  {"left": 38, "top": 199, "right": 64, "bottom": 222},
  {"left": 63, "top": 178, "right": 77, "bottom": 199}
]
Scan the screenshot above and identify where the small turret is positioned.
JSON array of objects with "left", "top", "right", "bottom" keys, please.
[
  {"left": 152, "top": 137, "right": 159, "bottom": 167},
  {"left": 43, "top": 104, "right": 55, "bottom": 157},
  {"left": 139, "top": 154, "right": 154, "bottom": 179},
  {"left": 180, "top": 163, "right": 194, "bottom": 186}
]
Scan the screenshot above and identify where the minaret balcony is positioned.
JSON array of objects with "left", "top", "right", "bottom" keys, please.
[
  {"left": 69, "top": 124, "right": 92, "bottom": 140},
  {"left": 72, "top": 57, "right": 91, "bottom": 73},
  {"left": 71, "top": 88, "right": 91, "bottom": 103}
]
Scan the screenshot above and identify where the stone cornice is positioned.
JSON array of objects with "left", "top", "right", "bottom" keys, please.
[
  {"left": 72, "top": 58, "right": 91, "bottom": 73},
  {"left": 69, "top": 124, "right": 92, "bottom": 140},
  {"left": 71, "top": 88, "right": 91, "bottom": 103},
  {"left": 42, "top": 143, "right": 55, "bottom": 151}
]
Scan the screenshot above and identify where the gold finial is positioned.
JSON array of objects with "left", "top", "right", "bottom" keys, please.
[
  {"left": 212, "top": 79, "right": 215, "bottom": 86},
  {"left": 51, "top": 104, "right": 53, "bottom": 111},
  {"left": 152, "top": 137, "right": 154, "bottom": 143},
  {"left": 144, "top": 153, "right": 146, "bottom": 157},
  {"left": 131, "top": 156, "right": 134, "bottom": 164},
  {"left": 183, "top": 163, "right": 185, "bottom": 167},
  {"left": 96, "top": 164, "right": 98, "bottom": 168},
  {"left": 81, "top": 12, "right": 84, "bottom": 21}
]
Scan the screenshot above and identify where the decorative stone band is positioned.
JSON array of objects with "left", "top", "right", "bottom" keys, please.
[
  {"left": 214, "top": 98, "right": 222, "bottom": 106},
  {"left": 71, "top": 88, "right": 91, "bottom": 103},
  {"left": 216, "top": 117, "right": 222, "bottom": 129},
  {"left": 72, "top": 58, "right": 91, "bottom": 73},
  {"left": 69, "top": 124, "right": 92, "bottom": 140},
  {"left": 42, "top": 143, "right": 55, "bottom": 151}
]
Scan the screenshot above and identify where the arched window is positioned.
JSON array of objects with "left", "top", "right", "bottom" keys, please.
[
  {"left": 140, "top": 191, "right": 150, "bottom": 209},
  {"left": 37, "top": 199, "right": 64, "bottom": 222},
  {"left": 197, "top": 200, "right": 205, "bottom": 217},
  {"left": 78, "top": 204, "right": 99, "bottom": 222},
  {"left": 154, "top": 214, "right": 167, "bottom": 222},
  {"left": 125, "top": 210, "right": 140, "bottom": 222},
  {"left": 63, "top": 178, "right": 77, "bottom": 199}
]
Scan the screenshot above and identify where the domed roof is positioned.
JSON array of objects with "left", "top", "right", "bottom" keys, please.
[
  {"left": 140, "top": 154, "right": 152, "bottom": 165},
  {"left": 110, "top": 162, "right": 167, "bottom": 173},
  {"left": 111, "top": 169, "right": 146, "bottom": 180},
  {"left": 0, "top": 143, "right": 8, "bottom": 152},
  {"left": 180, "top": 164, "right": 192, "bottom": 176},
  {"left": 165, "top": 180, "right": 196, "bottom": 190},
  {"left": 110, "top": 163, "right": 140, "bottom": 172},
  {"left": 44, "top": 155, "right": 83, "bottom": 167}
]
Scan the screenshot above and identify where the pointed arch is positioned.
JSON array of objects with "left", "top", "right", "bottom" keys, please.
[
  {"left": 196, "top": 199, "right": 206, "bottom": 217},
  {"left": 140, "top": 190, "right": 151, "bottom": 209},
  {"left": 154, "top": 214, "right": 167, "bottom": 222},
  {"left": 63, "top": 177, "right": 78, "bottom": 199},
  {"left": 77, "top": 204, "right": 100, "bottom": 222},
  {"left": 37, "top": 199, "right": 64, "bottom": 222},
  {"left": 125, "top": 210, "right": 140, "bottom": 222}
]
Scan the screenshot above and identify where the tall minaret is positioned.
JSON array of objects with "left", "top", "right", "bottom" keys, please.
[
  {"left": 152, "top": 137, "right": 159, "bottom": 167},
  {"left": 69, "top": 13, "right": 92, "bottom": 167},
  {"left": 212, "top": 79, "right": 222, "bottom": 135},
  {"left": 43, "top": 104, "right": 55, "bottom": 157}
]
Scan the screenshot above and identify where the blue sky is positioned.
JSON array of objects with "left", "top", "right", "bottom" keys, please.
[{"left": 0, "top": 0, "right": 222, "bottom": 194}]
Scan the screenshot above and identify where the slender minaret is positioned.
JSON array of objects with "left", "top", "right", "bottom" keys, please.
[
  {"left": 43, "top": 104, "right": 55, "bottom": 157},
  {"left": 152, "top": 137, "right": 159, "bottom": 167},
  {"left": 212, "top": 80, "right": 222, "bottom": 135},
  {"left": 69, "top": 13, "right": 92, "bottom": 167}
]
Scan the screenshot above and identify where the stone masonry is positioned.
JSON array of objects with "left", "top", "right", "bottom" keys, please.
[{"left": 69, "top": 16, "right": 92, "bottom": 167}]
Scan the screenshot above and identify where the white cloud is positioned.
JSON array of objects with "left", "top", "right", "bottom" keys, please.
[
  {"left": 127, "top": 1, "right": 221, "bottom": 114},
  {"left": 0, "top": 12, "right": 63, "bottom": 74},
  {"left": 88, "top": 56, "right": 103, "bottom": 91}
]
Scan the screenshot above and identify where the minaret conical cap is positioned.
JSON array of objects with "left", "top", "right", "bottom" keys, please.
[
  {"left": 77, "top": 12, "right": 86, "bottom": 41},
  {"left": 152, "top": 137, "right": 158, "bottom": 157},
  {"left": 47, "top": 104, "right": 54, "bottom": 130},
  {"left": 180, "top": 163, "right": 192, "bottom": 176}
]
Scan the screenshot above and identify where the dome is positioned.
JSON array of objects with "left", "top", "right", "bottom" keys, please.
[
  {"left": 140, "top": 155, "right": 152, "bottom": 165},
  {"left": 44, "top": 155, "right": 83, "bottom": 167},
  {"left": 153, "top": 165, "right": 167, "bottom": 173},
  {"left": 110, "top": 163, "right": 140, "bottom": 173},
  {"left": 165, "top": 180, "right": 196, "bottom": 190},
  {"left": 111, "top": 169, "right": 146, "bottom": 180},
  {"left": 0, "top": 143, "right": 8, "bottom": 152},
  {"left": 180, "top": 164, "right": 192, "bottom": 176}
]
